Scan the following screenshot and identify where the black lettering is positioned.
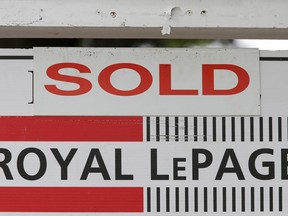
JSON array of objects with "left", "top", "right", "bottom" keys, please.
[
  {"left": 115, "top": 149, "right": 133, "bottom": 180},
  {"left": 173, "top": 158, "right": 186, "bottom": 180},
  {"left": 151, "top": 149, "right": 169, "bottom": 180},
  {"left": 80, "top": 149, "right": 110, "bottom": 180},
  {"left": 249, "top": 148, "right": 274, "bottom": 180},
  {"left": 51, "top": 148, "right": 77, "bottom": 180},
  {"left": 281, "top": 149, "right": 288, "bottom": 180},
  {"left": 0, "top": 148, "right": 13, "bottom": 180},
  {"left": 192, "top": 149, "right": 213, "bottom": 180},
  {"left": 17, "top": 148, "right": 47, "bottom": 181},
  {"left": 216, "top": 149, "right": 245, "bottom": 180}
]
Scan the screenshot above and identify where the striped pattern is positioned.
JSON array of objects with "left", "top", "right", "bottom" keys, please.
[
  {"left": 145, "top": 116, "right": 287, "bottom": 142},
  {"left": 146, "top": 186, "right": 283, "bottom": 213}
]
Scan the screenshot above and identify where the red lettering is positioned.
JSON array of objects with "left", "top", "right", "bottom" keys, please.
[
  {"left": 159, "top": 64, "right": 198, "bottom": 95},
  {"left": 45, "top": 63, "right": 92, "bottom": 96},
  {"left": 98, "top": 63, "right": 153, "bottom": 96},
  {"left": 44, "top": 62, "right": 251, "bottom": 97},
  {"left": 202, "top": 64, "right": 250, "bottom": 95}
]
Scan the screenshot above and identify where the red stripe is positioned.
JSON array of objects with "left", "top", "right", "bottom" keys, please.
[
  {"left": 0, "top": 116, "right": 143, "bottom": 141},
  {"left": 0, "top": 187, "right": 143, "bottom": 212}
]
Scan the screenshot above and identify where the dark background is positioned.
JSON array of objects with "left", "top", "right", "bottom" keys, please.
[{"left": 0, "top": 39, "right": 233, "bottom": 48}]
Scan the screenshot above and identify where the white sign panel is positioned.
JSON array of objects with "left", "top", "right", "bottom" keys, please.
[
  {"left": 34, "top": 48, "right": 260, "bottom": 116},
  {"left": 0, "top": 142, "right": 287, "bottom": 215},
  {"left": 1, "top": 49, "right": 288, "bottom": 216}
]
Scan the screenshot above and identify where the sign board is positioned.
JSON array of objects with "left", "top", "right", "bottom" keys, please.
[
  {"left": 1, "top": 0, "right": 288, "bottom": 39},
  {"left": 0, "top": 49, "right": 288, "bottom": 215},
  {"left": 34, "top": 48, "right": 260, "bottom": 116}
]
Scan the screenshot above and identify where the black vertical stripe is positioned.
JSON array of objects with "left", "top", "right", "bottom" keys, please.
[
  {"left": 213, "top": 187, "right": 217, "bottom": 212},
  {"left": 175, "top": 117, "right": 179, "bottom": 142},
  {"left": 241, "top": 187, "right": 245, "bottom": 212},
  {"left": 279, "top": 187, "right": 283, "bottom": 212},
  {"left": 213, "top": 117, "right": 216, "bottom": 141},
  {"left": 166, "top": 187, "right": 170, "bottom": 212},
  {"left": 146, "top": 186, "right": 284, "bottom": 213},
  {"left": 260, "top": 187, "right": 264, "bottom": 212},
  {"left": 165, "top": 117, "right": 169, "bottom": 142},
  {"left": 194, "top": 117, "right": 198, "bottom": 141},
  {"left": 194, "top": 187, "right": 198, "bottom": 212},
  {"left": 156, "top": 117, "right": 160, "bottom": 142},
  {"left": 269, "top": 117, "right": 273, "bottom": 142},
  {"left": 185, "top": 187, "right": 189, "bottom": 212},
  {"left": 232, "top": 187, "right": 236, "bottom": 212},
  {"left": 184, "top": 117, "right": 188, "bottom": 142},
  {"left": 223, "top": 187, "right": 227, "bottom": 212},
  {"left": 175, "top": 187, "right": 179, "bottom": 212},
  {"left": 28, "top": 71, "right": 34, "bottom": 104},
  {"left": 203, "top": 117, "right": 207, "bottom": 142},
  {"left": 157, "top": 187, "right": 160, "bottom": 212},
  {"left": 222, "top": 117, "right": 226, "bottom": 142},
  {"left": 148, "top": 116, "right": 288, "bottom": 143},
  {"left": 241, "top": 117, "right": 245, "bottom": 142},
  {"left": 250, "top": 117, "right": 254, "bottom": 142},
  {"left": 251, "top": 187, "right": 255, "bottom": 212},
  {"left": 146, "top": 117, "right": 150, "bottom": 141},
  {"left": 269, "top": 187, "right": 273, "bottom": 212},
  {"left": 278, "top": 117, "right": 282, "bottom": 142},
  {"left": 260, "top": 117, "right": 263, "bottom": 142},
  {"left": 231, "top": 117, "right": 235, "bottom": 142},
  {"left": 147, "top": 187, "right": 151, "bottom": 212},
  {"left": 204, "top": 187, "right": 208, "bottom": 212}
]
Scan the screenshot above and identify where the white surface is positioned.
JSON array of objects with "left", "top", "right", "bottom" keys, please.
[
  {"left": 0, "top": 142, "right": 284, "bottom": 186},
  {"left": 0, "top": 49, "right": 288, "bottom": 214},
  {"left": 236, "top": 40, "right": 288, "bottom": 50},
  {"left": 0, "top": 49, "right": 33, "bottom": 115},
  {"left": 33, "top": 48, "right": 260, "bottom": 116},
  {"left": 0, "top": 0, "right": 288, "bottom": 38}
]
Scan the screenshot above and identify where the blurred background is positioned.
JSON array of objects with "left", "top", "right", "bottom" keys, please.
[{"left": 0, "top": 39, "right": 287, "bottom": 50}]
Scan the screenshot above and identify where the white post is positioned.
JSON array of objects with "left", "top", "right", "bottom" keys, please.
[{"left": 0, "top": 0, "right": 287, "bottom": 39}]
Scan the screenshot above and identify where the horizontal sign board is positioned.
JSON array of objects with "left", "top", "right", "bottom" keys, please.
[
  {"left": 0, "top": 142, "right": 287, "bottom": 214},
  {"left": 34, "top": 48, "right": 260, "bottom": 116},
  {"left": 0, "top": 49, "right": 287, "bottom": 216}
]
